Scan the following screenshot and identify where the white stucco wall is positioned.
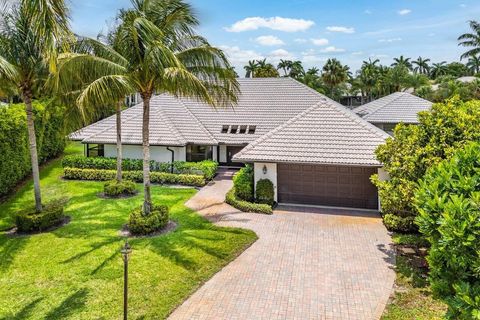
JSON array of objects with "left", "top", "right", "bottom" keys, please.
[
  {"left": 254, "top": 162, "right": 278, "bottom": 202},
  {"left": 377, "top": 167, "right": 390, "bottom": 211},
  {"left": 219, "top": 145, "right": 227, "bottom": 163},
  {"left": 104, "top": 144, "right": 186, "bottom": 162}
]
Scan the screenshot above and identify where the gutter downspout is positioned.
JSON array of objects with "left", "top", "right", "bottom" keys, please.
[{"left": 166, "top": 147, "right": 174, "bottom": 173}]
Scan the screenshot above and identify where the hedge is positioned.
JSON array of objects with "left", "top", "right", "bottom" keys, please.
[
  {"left": 62, "top": 155, "right": 218, "bottom": 180},
  {"left": 255, "top": 179, "right": 275, "bottom": 206},
  {"left": 0, "top": 101, "right": 66, "bottom": 196},
  {"left": 232, "top": 165, "right": 254, "bottom": 202},
  {"left": 15, "top": 198, "right": 68, "bottom": 232},
  {"left": 128, "top": 204, "right": 169, "bottom": 236},
  {"left": 104, "top": 180, "right": 137, "bottom": 197},
  {"left": 63, "top": 167, "right": 206, "bottom": 187},
  {"left": 226, "top": 187, "right": 273, "bottom": 215}
]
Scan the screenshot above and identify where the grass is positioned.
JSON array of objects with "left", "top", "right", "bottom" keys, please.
[
  {"left": 0, "top": 143, "right": 257, "bottom": 319},
  {"left": 381, "top": 233, "right": 447, "bottom": 320}
]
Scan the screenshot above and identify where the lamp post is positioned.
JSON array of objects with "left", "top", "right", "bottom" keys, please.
[{"left": 121, "top": 240, "right": 132, "bottom": 320}]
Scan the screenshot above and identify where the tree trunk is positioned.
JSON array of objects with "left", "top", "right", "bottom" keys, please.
[
  {"left": 116, "top": 100, "right": 123, "bottom": 182},
  {"left": 142, "top": 94, "right": 152, "bottom": 215},
  {"left": 24, "top": 89, "right": 42, "bottom": 212}
]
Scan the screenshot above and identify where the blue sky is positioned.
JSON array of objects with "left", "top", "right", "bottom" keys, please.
[{"left": 70, "top": 0, "right": 480, "bottom": 75}]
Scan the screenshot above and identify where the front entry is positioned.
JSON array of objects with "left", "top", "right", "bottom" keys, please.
[{"left": 226, "top": 146, "right": 244, "bottom": 166}]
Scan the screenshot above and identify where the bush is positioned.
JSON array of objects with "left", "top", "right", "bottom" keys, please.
[
  {"left": 255, "top": 179, "right": 274, "bottom": 206},
  {"left": 233, "top": 165, "right": 254, "bottom": 202},
  {"left": 15, "top": 198, "right": 68, "bottom": 232},
  {"left": 103, "top": 180, "right": 136, "bottom": 197},
  {"left": 373, "top": 98, "right": 480, "bottom": 232},
  {"left": 0, "top": 101, "right": 66, "bottom": 196},
  {"left": 62, "top": 155, "right": 218, "bottom": 179},
  {"left": 128, "top": 204, "right": 169, "bottom": 235},
  {"left": 63, "top": 168, "right": 206, "bottom": 187},
  {"left": 415, "top": 142, "right": 480, "bottom": 319},
  {"left": 226, "top": 187, "right": 272, "bottom": 215},
  {"left": 382, "top": 214, "right": 417, "bottom": 233}
]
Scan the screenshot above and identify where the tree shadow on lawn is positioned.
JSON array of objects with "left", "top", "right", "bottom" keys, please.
[
  {"left": 44, "top": 288, "right": 89, "bottom": 320},
  {"left": 0, "top": 235, "right": 28, "bottom": 272},
  {"left": 6, "top": 297, "right": 44, "bottom": 320}
]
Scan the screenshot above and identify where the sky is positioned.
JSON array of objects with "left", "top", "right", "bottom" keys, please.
[{"left": 70, "top": 0, "right": 480, "bottom": 76}]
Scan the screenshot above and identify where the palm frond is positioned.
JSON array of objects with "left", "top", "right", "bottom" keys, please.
[{"left": 0, "top": 54, "right": 19, "bottom": 83}]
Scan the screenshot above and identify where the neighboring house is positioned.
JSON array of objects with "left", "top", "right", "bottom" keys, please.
[
  {"left": 353, "top": 92, "right": 432, "bottom": 134},
  {"left": 71, "top": 78, "right": 390, "bottom": 210}
]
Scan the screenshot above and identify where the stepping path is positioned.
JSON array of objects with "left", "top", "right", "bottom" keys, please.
[{"left": 169, "top": 169, "right": 395, "bottom": 320}]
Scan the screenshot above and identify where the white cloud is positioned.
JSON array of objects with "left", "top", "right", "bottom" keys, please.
[
  {"left": 226, "top": 16, "right": 315, "bottom": 32},
  {"left": 326, "top": 26, "right": 355, "bottom": 34},
  {"left": 302, "top": 55, "right": 327, "bottom": 64},
  {"left": 310, "top": 38, "right": 329, "bottom": 46},
  {"left": 379, "top": 37, "right": 402, "bottom": 43},
  {"left": 352, "top": 51, "right": 364, "bottom": 55},
  {"left": 219, "top": 45, "right": 264, "bottom": 65},
  {"left": 320, "top": 46, "right": 346, "bottom": 53},
  {"left": 254, "top": 35, "right": 285, "bottom": 46},
  {"left": 460, "top": 3, "right": 466, "bottom": 7},
  {"left": 294, "top": 38, "right": 308, "bottom": 43},
  {"left": 268, "top": 49, "right": 295, "bottom": 63},
  {"left": 364, "top": 9, "right": 372, "bottom": 15},
  {"left": 398, "top": 9, "right": 411, "bottom": 15},
  {"left": 370, "top": 53, "right": 389, "bottom": 59}
]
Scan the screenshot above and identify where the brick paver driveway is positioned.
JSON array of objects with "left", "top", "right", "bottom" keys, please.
[{"left": 169, "top": 169, "right": 395, "bottom": 320}]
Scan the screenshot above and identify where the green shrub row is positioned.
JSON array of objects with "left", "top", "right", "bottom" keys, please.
[
  {"left": 104, "top": 180, "right": 137, "bottom": 197},
  {"left": 15, "top": 198, "right": 68, "bottom": 232},
  {"left": 255, "top": 179, "right": 275, "bottom": 206},
  {"left": 128, "top": 204, "right": 169, "bottom": 236},
  {"left": 233, "top": 165, "right": 254, "bottom": 201},
  {"left": 63, "top": 167, "right": 206, "bottom": 187},
  {"left": 62, "top": 155, "right": 218, "bottom": 180},
  {"left": 226, "top": 187, "right": 273, "bottom": 215},
  {"left": 0, "top": 101, "right": 66, "bottom": 196},
  {"left": 382, "top": 214, "right": 416, "bottom": 233}
]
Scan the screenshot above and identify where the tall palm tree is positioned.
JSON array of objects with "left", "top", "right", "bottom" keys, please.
[
  {"left": 256, "top": 58, "right": 267, "bottom": 68},
  {"left": 362, "top": 58, "right": 380, "bottom": 69},
  {"left": 54, "top": 0, "right": 239, "bottom": 215},
  {"left": 0, "top": 0, "right": 71, "bottom": 212},
  {"left": 277, "top": 59, "right": 292, "bottom": 76},
  {"left": 306, "top": 67, "right": 319, "bottom": 76},
  {"left": 466, "top": 55, "right": 480, "bottom": 74},
  {"left": 458, "top": 20, "right": 480, "bottom": 60},
  {"left": 430, "top": 61, "right": 448, "bottom": 79},
  {"left": 391, "top": 55, "right": 412, "bottom": 70},
  {"left": 412, "top": 56, "right": 431, "bottom": 74},
  {"left": 289, "top": 60, "right": 304, "bottom": 79},
  {"left": 244, "top": 60, "right": 258, "bottom": 78},
  {"left": 322, "top": 58, "right": 349, "bottom": 93}
]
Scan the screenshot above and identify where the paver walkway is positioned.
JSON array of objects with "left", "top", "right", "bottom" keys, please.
[{"left": 170, "top": 169, "right": 395, "bottom": 320}]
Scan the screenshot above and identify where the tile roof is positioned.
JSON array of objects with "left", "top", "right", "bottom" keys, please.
[
  {"left": 353, "top": 92, "right": 432, "bottom": 124},
  {"left": 233, "top": 96, "right": 389, "bottom": 166}
]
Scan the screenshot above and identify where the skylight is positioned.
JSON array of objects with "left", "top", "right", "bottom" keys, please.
[{"left": 220, "top": 125, "right": 257, "bottom": 134}]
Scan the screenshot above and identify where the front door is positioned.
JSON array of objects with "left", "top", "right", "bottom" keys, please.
[{"left": 226, "top": 146, "right": 244, "bottom": 166}]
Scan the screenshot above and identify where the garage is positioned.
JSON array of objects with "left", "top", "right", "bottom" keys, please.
[{"left": 277, "top": 164, "right": 378, "bottom": 210}]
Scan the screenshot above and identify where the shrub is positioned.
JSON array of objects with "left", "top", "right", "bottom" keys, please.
[
  {"left": 0, "top": 101, "right": 66, "bottom": 196},
  {"left": 62, "top": 155, "right": 217, "bottom": 179},
  {"left": 103, "top": 180, "right": 137, "bottom": 197},
  {"left": 233, "top": 165, "right": 254, "bottom": 202},
  {"left": 415, "top": 142, "right": 480, "bottom": 319},
  {"left": 372, "top": 98, "right": 480, "bottom": 232},
  {"left": 63, "top": 168, "right": 206, "bottom": 187},
  {"left": 255, "top": 179, "right": 274, "bottom": 206},
  {"left": 128, "top": 204, "right": 169, "bottom": 235},
  {"left": 382, "top": 214, "right": 416, "bottom": 233},
  {"left": 226, "top": 187, "right": 272, "bottom": 215},
  {"left": 15, "top": 198, "right": 68, "bottom": 232}
]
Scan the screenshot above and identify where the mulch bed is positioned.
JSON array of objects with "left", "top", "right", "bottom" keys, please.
[
  {"left": 119, "top": 220, "right": 178, "bottom": 238},
  {"left": 6, "top": 216, "right": 71, "bottom": 237}
]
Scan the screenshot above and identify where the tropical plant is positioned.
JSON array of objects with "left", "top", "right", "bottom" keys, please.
[
  {"left": 466, "top": 55, "right": 480, "bottom": 74},
  {"left": 407, "top": 73, "right": 430, "bottom": 92},
  {"left": 391, "top": 55, "right": 412, "bottom": 70},
  {"left": 289, "top": 60, "right": 304, "bottom": 79},
  {"left": 244, "top": 60, "right": 258, "bottom": 78},
  {"left": 322, "top": 58, "right": 349, "bottom": 92},
  {"left": 254, "top": 62, "right": 279, "bottom": 78},
  {"left": 412, "top": 56, "right": 431, "bottom": 74},
  {"left": 386, "top": 65, "right": 410, "bottom": 92},
  {"left": 53, "top": 0, "right": 239, "bottom": 215},
  {"left": 458, "top": 20, "right": 480, "bottom": 60},
  {"left": 430, "top": 61, "right": 448, "bottom": 79},
  {"left": 277, "top": 59, "right": 292, "bottom": 76},
  {"left": 0, "top": 0, "right": 72, "bottom": 212}
]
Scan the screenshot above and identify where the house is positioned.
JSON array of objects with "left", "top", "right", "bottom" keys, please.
[
  {"left": 71, "top": 78, "right": 390, "bottom": 210},
  {"left": 353, "top": 92, "right": 432, "bottom": 134}
]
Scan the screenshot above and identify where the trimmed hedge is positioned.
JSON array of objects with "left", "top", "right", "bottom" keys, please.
[
  {"left": 0, "top": 101, "right": 66, "bottom": 196},
  {"left": 255, "top": 179, "right": 275, "bottom": 206},
  {"left": 232, "top": 165, "right": 254, "bottom": 201},
  {"left": 226, "top": 187, "right": 273, "bottom": 215},
  {"left": 382, "top": 214, "right": 416, "bottom": 233},
  {"left": 15, "top": 198, "right": 68, "bottom": 232},
  {"left": 63, "top": 167, "right": 206, "bottom": 187},
  {"left": 103, "top": 180, "right": 137, "bottom": 197},
  {"left": 128, "top": 204, "right": 169, "bottom": 235},
  {"left": 62, "top": 155, "right": 218, "bottom": 180}
]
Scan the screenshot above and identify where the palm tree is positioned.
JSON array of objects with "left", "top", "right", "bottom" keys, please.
[
  {"left": 412, "top": 56, "right": 431, "bottom": 74},
  {"left": 256, "top": 58, "right": 267, "bottom": 68},
  {"left": 54, "top": 0, "right": 239, "bottom": 215},
  {"left": 322, "top": 58, "right": 349, "bottom": 95},
  {"left": 306, "top": 67, "right": 319, "bottom": 76},
  {"left": 391, "top": 55, "right": 412, "bottom": 70},
  {"left": 244, "top": 60, "right": 258, "bottom": 78},
  {"left": 458, "top": 20, "right": 480, "bottom": 60},
  {"left": 0, "top": 0, "right": 71, "bottom": 212},
  {"left": 362, "top": 58, "right": 380, "bottom": 69},
  {"left": 289, "top": 60, "right": 304, "bottom": 79},
  {"left": 277, "top": 59, "right": 292, "bottom": 76},
  {"left": 430, "top": 61, "right": 448, "bottom": 79},
  {"left": 466, "top": 55, "right": 480, "bottom": 74}
]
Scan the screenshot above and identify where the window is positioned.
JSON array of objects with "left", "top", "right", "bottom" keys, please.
[
  {"left": 86, "top": 144, "right": 104, "bottom": 157},
  {"left": 230, "top": 125, "right": 238, "bottom": 134},
  {"left": 186, "top": 145, "right": 213, "bottom": 162},
  {"left": 239, "top": 125, "right": 247, "bottom": 134},
  {"left": 221, "top": 125, "right": 229, "bottom": 133},
  {"left": 220, "top": 125, "right": 257, "bottom": 134},
  {"left": 248, "top": 125, "right": 256, "bottom": 134}
]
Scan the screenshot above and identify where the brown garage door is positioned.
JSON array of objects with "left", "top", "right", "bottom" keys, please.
[{"left": 277, "top": 164, "right": 378, "bottom": 210}]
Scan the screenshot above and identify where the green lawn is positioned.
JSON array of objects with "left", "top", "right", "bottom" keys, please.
[{"left": 0, "top": 143, "right": 257, "bottom": 319}]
